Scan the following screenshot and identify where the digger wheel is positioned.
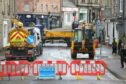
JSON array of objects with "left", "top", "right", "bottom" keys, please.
[{"left": 71, "top": 53, "right": 77, "bottom": 59}]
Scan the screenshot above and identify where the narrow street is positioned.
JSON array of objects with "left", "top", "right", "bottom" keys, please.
[
  {"left": 0, "top": 43, "right": 126, "bottom": 84},
  {"left": 1, "top": 0, "right": 126, "bottom": 84},
  {"left": 36, "top": 43, "right": 118, "bottom": 80}
]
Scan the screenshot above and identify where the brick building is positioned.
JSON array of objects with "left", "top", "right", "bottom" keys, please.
[{"left": 0, "top": 0, "right": 15, "bottom": 49}]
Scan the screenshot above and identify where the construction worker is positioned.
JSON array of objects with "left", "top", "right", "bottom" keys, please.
[
  {"left": 17, "top": 22, "right": 23, "bottom": 29},
  {"left": 16, "top": 22, "right": 29, "bottom": 36},
  {"left": 120, "top": 43, "right": 126, "bottom": 68},
  {"left": 118, "top": 39, "right": 122, "bottom": 55},
  {"left": 119, "top": 34, "right": 126, "bottom": 68}
]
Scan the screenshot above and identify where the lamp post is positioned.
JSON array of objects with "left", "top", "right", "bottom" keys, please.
[
  {"left": 113, "top": 20, "right": 115, "bottom": 39},
  {"left": 48, "top": 11, "right": 51, "bottom": 29},
  {"left": 122, "top": 0, "right": 125, "bottom": 37}
]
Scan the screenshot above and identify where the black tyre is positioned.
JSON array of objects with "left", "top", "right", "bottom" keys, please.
[
  {"left": 28, "top": 56, "right": 36, "bottom": 62},
  {"left": 6, "top": 57, "right": 10, "bottom": 61},
  {"left": 65, "top": 39, "right": 71, "bottom": 47},
  {"left": 40, "top": 47, "right": 43, "bottom": 55},
  {"left": 67, "top": 42, "right": 71, "bottom": 47},
  {"left": 89, "top": 53, "right": 94, "bottom": 60},
  {"left": 71, "top": 53, "right": 77, "bottom": 59},
  {"left": 36, "top": 47, "right": 40, "bottom": 56}
]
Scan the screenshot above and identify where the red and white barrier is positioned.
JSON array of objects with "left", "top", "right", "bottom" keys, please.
[
  {"left": 0, "top": 60, "right": 107, "bottom": 78},
  {"left": 32, "top": 60, "right": 69, "bottom": 76},
  {"left": 0, "top": 60, "right": 30, "bottom": 77},
  {"left": 55, "top": 60, "right": 69, "bottom": 76},
  {"left": 70, "top": 60, "right": 107, "bottom": 76}
]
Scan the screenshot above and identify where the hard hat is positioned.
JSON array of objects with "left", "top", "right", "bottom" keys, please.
[{"left": 17, "top": 22, "right": 23, "bottom": 28}]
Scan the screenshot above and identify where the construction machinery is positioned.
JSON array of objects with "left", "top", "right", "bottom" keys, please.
[
  {"left": 43, "top": 28, "right": 74, "bottom": 47},
  {"left": 71, "top": 22, "right": 96, "bottom": 59},
  {"left": 5, "top": 20, "right": 43, "bottom": 61}
]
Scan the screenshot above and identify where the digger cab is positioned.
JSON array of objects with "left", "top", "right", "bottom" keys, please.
[{"left": 71, "top": 23, "right": 95, "bottom": 59}]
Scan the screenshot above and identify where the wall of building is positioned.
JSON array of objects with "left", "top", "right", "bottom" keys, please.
[
  {"left": 104, "top": 21, "right": 119, "bottom": 44},
  {"left": 62, "top": 0, "right": 78, "bottom": 28},
  {"left": 33, "top": 0, "right": 61, "bottom": 14},
  {"left": 0, "top": 0, "right": 15, "bottom": 49},
  {"left": 16, "top": 0, "right": 33, "bottom": 13},
  {"left": 62, "top": 8, "right": 78, "bottom": 27},
  {"left": 16, "top": 0, "right": 61, "bottom": 14}
]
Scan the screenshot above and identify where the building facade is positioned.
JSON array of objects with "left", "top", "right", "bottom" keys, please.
[
  {"left": 33, "top": 0, "right": 61, "bottom": 14},
  {"left": 62, "top": 0, "right": 78, "bottom": 28},
  {"left": 106, "top": 0, "right": 124, "bottom": 44},
  {"left": 71, "top": 0, "right": 102, "bottom": 22},
  {"left": 15, "top": 0, "right": 62, "bottom": 29},
  {"left": 116, "top": 0, "right": 126, "bottom": 37},
  {"left": 71, "top": 0, "right": 116, "bottom": 44},
  {"left": 15, "top": 0, "right": 33, "bottom": 13},
  {"left": 0, "top": 0, "right": 15, "bottom": 49}
]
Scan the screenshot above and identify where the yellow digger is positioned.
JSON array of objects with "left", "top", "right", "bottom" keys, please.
[{"left": 71, "top": 22, "right": 96, "bottom": 59}]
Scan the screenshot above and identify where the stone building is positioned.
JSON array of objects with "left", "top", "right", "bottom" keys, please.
[
  {"left": 62, "top": 0, "right": 78, "bottom": 28},
  {"left": 71, "top": 0, "right": 102, "bottom": 22},
  {"left": 15, "top": 0, "right": 62, "bottom": 28},
  {"left": 0, "top": 0, "right": 15, "bottom": 49}
]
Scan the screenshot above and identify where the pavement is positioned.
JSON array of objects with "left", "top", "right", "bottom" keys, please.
[{"left": 96, "top": 44, "right": 126, "bottom": 80}]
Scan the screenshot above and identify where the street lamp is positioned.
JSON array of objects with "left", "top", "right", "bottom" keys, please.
[{"left": 48, "top": 12, "right": 51, "bottom": 29}]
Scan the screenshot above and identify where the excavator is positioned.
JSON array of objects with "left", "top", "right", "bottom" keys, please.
[{"left": 71, "top": 22, "right": 96, "bottom": 59}]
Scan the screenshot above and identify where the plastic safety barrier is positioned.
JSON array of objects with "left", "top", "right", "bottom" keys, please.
[
  {"left": 0, "top": 60, "right": 107, "bottom": 79},
  {"left": 56, "top": 60, "right": 69, "bottom": 76},
  {"left": 0, "top": 60, "right": 30, "bottom": 77},
  {"left": 70, "top": 60, "right": 107, "bottom": 76},
  {"left": 32, "top": 60, "right": 69, "bottom": 77},
  {"left": 39, "top": 65, "right": 55, "bottom": 79}
]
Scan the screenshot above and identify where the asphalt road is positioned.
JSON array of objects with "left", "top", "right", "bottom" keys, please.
[
  {"left": 36, "top": 43, "right": 117, "bottom": 80},
  {"left": 0, "top": 80, "right": 126, "bottom": 84}
]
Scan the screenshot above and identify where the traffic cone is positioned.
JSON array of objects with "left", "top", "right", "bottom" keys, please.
[
  {"left": 76, "top": 73, "right": 82, "bottom": 80},
  {"left": 97, "top": 73, "right": 101, "bottom": 80}
]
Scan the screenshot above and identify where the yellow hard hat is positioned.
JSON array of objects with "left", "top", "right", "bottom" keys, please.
[{"left": 17, "top": 22, "right": 23, "bottom": 27}]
